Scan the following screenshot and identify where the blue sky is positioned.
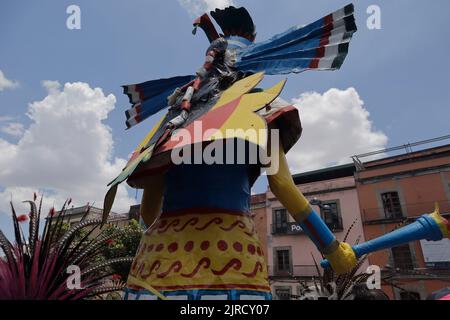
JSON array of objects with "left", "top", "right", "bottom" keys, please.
[
  {"left": 1, "top": 0, "right": 450, "bottom": 237},
  {"left": 2, "top": 0, "right": 450, "bottom": 148}
]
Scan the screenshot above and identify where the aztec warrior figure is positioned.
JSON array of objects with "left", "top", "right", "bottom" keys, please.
[{"left": 103, "top": 5, "right": 450, "bottom": 300}]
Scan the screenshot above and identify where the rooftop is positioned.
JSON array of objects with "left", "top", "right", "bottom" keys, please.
[
  {"left": 250, "top": 193, "right": 266, "bottom": 204},
  {"left": 56, "top": 205, "right": 128, "bottom": 221},
  {"left": 352, "top": 135, "right": 450, "bottom": 171},
  {"left": 286, "top": 135, "right": 450, "bottom": 184},
  {"left": 292, "top": 163, "right": 355, "bottom": 185}
]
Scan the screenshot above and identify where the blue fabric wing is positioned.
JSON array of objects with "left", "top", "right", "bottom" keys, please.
[
  {"left": 123, "top": 75, "right": 195, "bottom": 129},
  {"left": 234, "top": 4, "right": 357, "bottom": 75}
]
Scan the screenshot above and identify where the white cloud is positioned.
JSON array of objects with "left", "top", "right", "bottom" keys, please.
[
  {"left": 0, "top": 70, "right": 19, "bottom": 91},
  {"left": 287, "top": 87, "right": 388, "bottom": 173},
  {"left": 0, "top": 116, "right": 14, "bottom": 122},
  {"left": 0, "top": 81, "right": 136, "bottom": 216},
  {"left": 1, "top": 122, "right": 24, "bottom": 137},
  {"left": 178, "top": 0, "right": 235, "bottom": 17},
  {"left": 41, "top": 80, "right": 61, "bottom": 94}
]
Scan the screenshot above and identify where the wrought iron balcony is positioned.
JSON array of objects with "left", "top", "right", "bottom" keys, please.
[
  {"left": 268, "top": 264, "right": 320, "bottom": 278},
  {"left": 362, "top": 200, "right": 450, "bottom": 225}
]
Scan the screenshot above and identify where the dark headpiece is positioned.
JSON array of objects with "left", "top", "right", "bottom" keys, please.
[
  {"left": 193, "top": 6, "right": 256, "bottom": 43},
  {"left": 210, "top": 6, "right": 256, "bottom": 42}
]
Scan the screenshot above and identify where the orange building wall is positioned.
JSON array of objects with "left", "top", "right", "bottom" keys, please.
[{"left": 356, "top": 145, "right": 450, "bottom": 299}]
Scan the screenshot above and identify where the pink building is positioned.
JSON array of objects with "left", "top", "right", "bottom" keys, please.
[{"left": 252, "top": 164, "right": 368, "bottom": 299}]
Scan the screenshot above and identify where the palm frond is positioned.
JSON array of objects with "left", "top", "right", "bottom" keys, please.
[
  {"left": 0, "top": 230, "right": 14, "bottom": 264},
  {"left": 81, "top": 257, "right": 134, "bottom": 277},
  {"left": 0, "top": 197, "right": 137, "bottom": 300},
  {"left": 343, "top": 218, "right": 358, "bottom": 242},
  {"left": 86, "top": 280, "right": 127, "bottom": 298},
  {"left": 302, "top": 220, "right": 382, "bottom": 300},
  {"left": 310, "top": 252, "right": 324, "bottom": 289},
  {"left": 57, "top": 219, "right": 103, "bottom": 250},
  {"left": 23, "top": 200, "right": 39, "bottom": 254}
]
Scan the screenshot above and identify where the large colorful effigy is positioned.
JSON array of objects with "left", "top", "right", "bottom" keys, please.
[{"left": 102, "top": 5, "right": 449, "bottom": 300}]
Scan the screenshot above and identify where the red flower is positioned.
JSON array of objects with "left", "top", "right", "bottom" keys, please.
[
  {"left": 17, "top": 214, "right": 28, "bottom": 222},
  {"left": 106, "top": 239, "right": 115, "bottom": 246},
  {"left": 48, "top": 207, "right": 55, "bottom": 217},
  {"left": 111, "top": 274, "right": 122, "bottom": 280}
]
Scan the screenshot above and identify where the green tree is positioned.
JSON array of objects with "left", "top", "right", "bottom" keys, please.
[{"left": 98, "top": 219, "right": 143, "bottom": 280}]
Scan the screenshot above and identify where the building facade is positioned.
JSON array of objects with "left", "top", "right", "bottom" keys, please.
[
  {"left": 58, "top": 205, "right": 136, "bottom": 230},
  {"left": 252, "top": 164, "right": 368, "bottom": 300},
  {"left": 252, "top": 138, "right": 450, "bottom": 300},
  {"left": 354, "top": 143, "right": 450, "bottom": 299}
]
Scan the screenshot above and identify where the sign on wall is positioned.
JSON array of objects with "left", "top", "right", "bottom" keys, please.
[
  {"left": 286, "top": 222, "right": 303, "bottom": 235},
  {"left": 420, "top": 238, "right": 450, "bottom": 269}
]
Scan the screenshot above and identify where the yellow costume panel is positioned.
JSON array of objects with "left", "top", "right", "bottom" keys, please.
[{"left": 128, "top": 210, "right": 269, "bottom": 293}]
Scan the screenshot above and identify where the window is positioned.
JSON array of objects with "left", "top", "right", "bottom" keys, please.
[
  {"left": 399, "top": 291, "right": 420, "bottom": 300},
  {"left": 274, "top": 248, "right": 292, "bottom": 274},
  {"left": 275, "top": 288, "right": 291, "bottom": 300},
  {"left": 392, "top": 244, "right": 414, "bottom": 270},
  {"left": 273, "top": 208, "right": 288, "bottom": 234},
  {"left": 321, "top": 201, "right": 343, "bottom": 231},
  {"left": 381, "top": 192, "right": 403, "bottom": 219}
]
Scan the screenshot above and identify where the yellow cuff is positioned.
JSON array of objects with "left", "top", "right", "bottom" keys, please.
[
  {"left": 429, "top": 203, "right": 450, "bottom": 239},
  {"left": 324, "top": 242, "right": 357, "bottom": 275}
]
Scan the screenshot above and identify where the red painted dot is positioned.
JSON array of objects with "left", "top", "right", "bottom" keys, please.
[
  {"left": 159, "top": 220, "right": 167, "bottom": 228},
  {"left": 156, "top": 243, "right": 164, "bottom": 252},
  {"left": 146, "top": 244, "right": 154, "bottom": 252},
  {"left": 168, "top": 242, "right": 178, "bottom": 253},
  {"left": 184, "top": 241, "right": 194, "bottom": 252},
  {"left": 217, "top": 240, "right": 228, "bottom": 251},
  {"left": 257, "top": 247, "right": 262, "bottom": 256},
  {"left": 200, "top": 241, "right": 210, "bottom": 250},
  {"left": 233, "top": 242, "right": 243, "bottom": 252},
  {"left": 248, "top": 244, "right": 256, "bottom": 254}
]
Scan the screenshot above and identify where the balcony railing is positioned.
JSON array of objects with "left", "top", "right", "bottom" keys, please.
[
  {"left": 268, "top": 264, "right": 320, "bottom": 278},
  {"left": 362, "top": 200, "right": 450, "bottom": 224}
]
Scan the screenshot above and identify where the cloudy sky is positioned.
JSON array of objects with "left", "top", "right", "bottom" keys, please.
[{"left": 1, "top": 0, "right": 450, "bottom": 236}]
